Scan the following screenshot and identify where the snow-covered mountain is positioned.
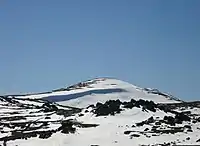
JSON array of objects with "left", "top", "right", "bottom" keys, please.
[
  {"left": 2, "top": 78, "right": 200, "bottom": 146},
  {"left": 15, "top": 78, "right": 181, "bottom": 108}
]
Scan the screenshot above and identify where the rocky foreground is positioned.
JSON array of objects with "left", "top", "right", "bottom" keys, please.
[
  {"left": 0, "top": 96, "right": 200, "bottom": 146},
  {"left": 0, "top": 96, "right": 96, "bottom": 145}
]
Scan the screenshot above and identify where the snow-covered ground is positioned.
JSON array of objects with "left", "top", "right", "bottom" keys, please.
[
  {"left": 1, "top": 78, "right": 199, "bottom": 146},
  {"left": 5, "top": 101, "right": 200, "bottom": 146},
  {"left": 16, "top": 78, "right": 181, "bottom": 108}
]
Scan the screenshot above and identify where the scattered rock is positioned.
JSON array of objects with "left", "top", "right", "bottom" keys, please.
[
  {"left": 163, "top": 116, "right": 175, "bottom": 126},
  {"left": 175, "top": 113, "right": 191, "bottom": 123},
  {"left": 130, "top": 134, "right": 140, "bottom": 137},
  {"left": 91, "top": 99, "right": 159, "bottom": 116},
  {"left": 146, "top": 135, "right": 151, "bottom": 138},
  {"left": 187, "top": 129, "right": 193, "bottom": 132},
  {"left": 136, "top": 117, "right": 154, "bottom": 126},
  {"left": 186, "top": 137, "right": 190, "bottom": 140},
  {"left": 95, "top": 100, "right": 122, "bottom": 116},
  {"left": 87, "top": 104, "right": 95, "bottom": 109},
  {"left": 39, "top": 131, "right": 53, "bottom": 139},
  {"left": 160, "top": 142, "right": 171, "bottom": 146},
  {"left": 123, "top": 100, "right": 135, "bottom": 109},
  {"left": 85, "top": 110, "right": 89, "bottom": 113},
  {"left": 76, "top": 123, "right": 99, "bottom": 128},
  {"left": 155, "top": 121, "right": 161, "bottom": 125},
  {"left": 171, "top": 141, "right": 176, "bottom": 145},
  {"left": 58, "top": 120, "right": 76, "bottom": 134},
  {"left": 124, "top": 131, "right": 132, "bottom": 135},
  {"left": 78, "top": 113, "right": 84, "bottom": 117},
  {"left": 144, "top": 128, "right": 149, "bottom": 131},
  {"left": 184, "top": 125, "right": 192, "bottom": 129}
]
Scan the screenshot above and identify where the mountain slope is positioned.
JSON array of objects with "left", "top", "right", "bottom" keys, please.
[
  {"left": 1, "top": 78, "right": 200, "bottom": 146},
  {"left": 1, "top": 96, "right": 200, "bottom": 146},
  {"left": 16, "top": 78, "right": 181, "bottom": 108}
]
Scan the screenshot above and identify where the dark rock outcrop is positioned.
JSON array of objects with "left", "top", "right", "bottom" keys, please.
[
  {"left": 94, "top": 100, "right": 122, "bottom": 116},
  {"left": 130, "top": 134, "right": 140, "bottom": 137},
  {"left": 58, "top": 120, "right": 76, "bottom": 134},
  {"left": 136, "top": 117, "right": 154, "bottom": 127}
]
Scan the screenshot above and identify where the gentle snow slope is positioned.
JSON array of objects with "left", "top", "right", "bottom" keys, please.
[
  {"left": 16, "top": 78, "right": 180, "bottom": 108},
  {"left": 7, "top": 106, "right": 200, "bottom": 146}
]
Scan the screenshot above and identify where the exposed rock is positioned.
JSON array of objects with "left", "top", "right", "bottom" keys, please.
[
  {"left": 95, "top": 100, "right": 122, "bottom": 116},
  {"left": 186, "top": 137, "right": 190, "bottom": 140},
  {"left": 124, "top": 131, "right": 132, "bottom": 135},
  {"left": 130, "top": 134, "right": 140, "bottom": 137},
  {"left": 175, "top": 113, "right": 191, "bottom": 123},
  {"left": 91, "top": 99, "right": 159, "bottom": 117},
  {"left": 163, "top": 116, "right": 175, "bottom": 126},
  {"left": 1, "top": 95, "right": 200, "bottom": 145},
  {"left": 87, "top": 104, "right": 95, "bottom": 109},
  {"left": 160, "top": 142, "right": 171, "bottom": 146},
  {"left": 144, "top": 128, "right": 149, "bottom": 131},
  {"left": 136, "top": 117, "right": 154, "bottom": 126},
  {"left": 85, "top": 110, "right": 89, "bottom": 113},
  {"left": 58, "top": 120, "right": 76, "bottom": 134},
  {"left": 155, "top": 121, "right": 161, "bottom": 125},
  {"left": 76, "top": 123, "right": 99, "bottom": 128},
  {"left": 123, "top": 102, "right": 135, "bottom": 109},
  {"left": 146, "top": 135, "right": 151, "bottom": 138},
  {"left": 192, "top": 120, "right": 197, "bottom": 123},
  {"left": 187, "top": 129, "right": 193, "bottom": 132},
  {"left": 39, "top": 131, "right": 53, "bottom": 139},
  {"left": 78, "top": 113, "right": 84, "bottom": 117},
  {"left": 184, "top": 125, "right": 192, "bottom": 129}
]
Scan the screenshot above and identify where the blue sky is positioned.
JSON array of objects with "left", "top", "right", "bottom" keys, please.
[{"left": 0, "top": 0, "right": 200, "bottom": 100}]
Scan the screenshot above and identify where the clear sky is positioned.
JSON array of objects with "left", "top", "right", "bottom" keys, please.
[{"left": 0, "top": 0, "right": 200, "bottom": 100}]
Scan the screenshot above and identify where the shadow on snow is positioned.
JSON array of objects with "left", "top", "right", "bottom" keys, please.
[{"left": 43, "top": 88, "right": 127, "bottom": 102}]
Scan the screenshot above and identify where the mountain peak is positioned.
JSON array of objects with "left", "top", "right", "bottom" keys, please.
[{"left": 13, "top": 78, "right": 181, "bottom": 108}]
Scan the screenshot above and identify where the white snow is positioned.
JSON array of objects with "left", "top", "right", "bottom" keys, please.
[
  {"left": 16, "top": 78, "right": 180, "bottom": 108},
  {"left": 5, "top": 106, "right": 200, "bottom": 146},
  {"left": 2, "top": 78, "right": 197, "bottom": 146}
]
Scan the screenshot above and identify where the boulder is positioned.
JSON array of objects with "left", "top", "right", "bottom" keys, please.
[{"left": 186, "top": 137, "right": 190, "bottom": 140}]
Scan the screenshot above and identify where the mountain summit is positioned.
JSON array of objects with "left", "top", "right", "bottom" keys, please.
[
  {"left": 16, "top": 78, "right": 181, "bottom": 108},
  {"left": 2, "top": 78, "right": 200, "bottom": 146}
]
